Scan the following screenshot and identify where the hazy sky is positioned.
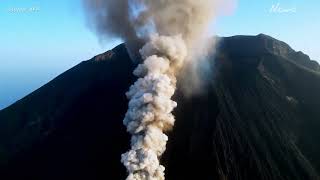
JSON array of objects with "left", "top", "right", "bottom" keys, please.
[{"left": 0, "top": 0, "right": 319, "bottom": 109}]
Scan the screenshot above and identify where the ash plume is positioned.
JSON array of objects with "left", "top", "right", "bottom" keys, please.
[
  {"left": 84, "top": 0, "right": 234, "bottom": 179},
  {"left": 121, "top": 34, "right": 186, "bottom": 180}
]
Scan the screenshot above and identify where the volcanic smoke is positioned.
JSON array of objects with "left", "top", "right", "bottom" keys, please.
[{"left": 84, "top": 0, "right": 233, "bottom": 179}]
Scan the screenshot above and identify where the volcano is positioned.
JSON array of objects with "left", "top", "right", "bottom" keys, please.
[{"left": 0, "top": 34, "right": 320, "bottom": 180}]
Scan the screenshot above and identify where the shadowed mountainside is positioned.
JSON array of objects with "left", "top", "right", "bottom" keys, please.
[{"left": 0, "top": 34, "right": 320, "bottom": 180}]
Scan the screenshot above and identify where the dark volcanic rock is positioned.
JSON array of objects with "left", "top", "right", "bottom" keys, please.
[
  {"left": 0, "top": 34, "right": 320, "bottom": 180},
  {"left": 220, "top": 34, "right": 320, "bottom": 71}
]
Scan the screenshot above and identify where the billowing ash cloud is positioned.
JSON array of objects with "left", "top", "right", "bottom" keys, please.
[
  {"left": 121, "top": 34, "right": 186, "bottom": 179},
  {"left": 84, "top": 0, "right": 234, "bottom": 179}
]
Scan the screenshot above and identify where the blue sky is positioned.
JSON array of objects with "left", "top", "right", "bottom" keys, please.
[{"left": 0, "top": 0, "right": 319, "bottom": 109}]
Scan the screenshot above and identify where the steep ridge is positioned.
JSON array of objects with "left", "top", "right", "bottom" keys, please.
[
  {"left": 221, "top": 34, "right": 320, "bottom": 71},
  {"left": 0, "top": 34, "right": 319, "bottom": 180}
]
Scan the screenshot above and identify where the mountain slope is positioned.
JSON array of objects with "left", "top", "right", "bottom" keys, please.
[{"left": 0, "top": 34, "right": 320, "bottom": 180}]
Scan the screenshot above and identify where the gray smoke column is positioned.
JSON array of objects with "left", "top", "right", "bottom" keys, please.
[
  {"left": 121, "top": 34, "right": 187, "bottom": 179},
  {"left": 84, "top": 0, "right": 234, "bottom": 179}
]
